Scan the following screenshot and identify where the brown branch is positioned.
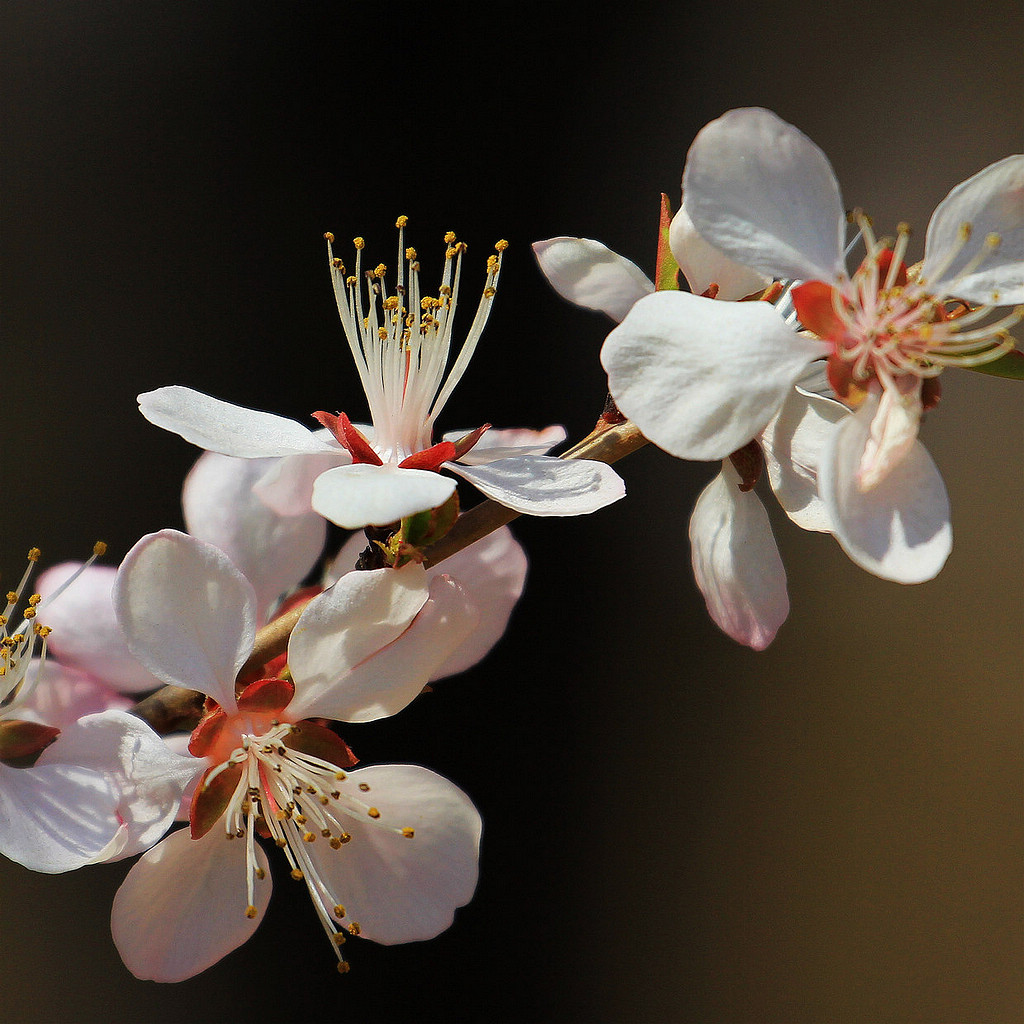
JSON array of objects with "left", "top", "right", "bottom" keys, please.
[{"left": 130, "top": 419, "right": 649, "bottom": 734}]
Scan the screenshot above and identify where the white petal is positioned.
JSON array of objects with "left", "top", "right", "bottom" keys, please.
[
  {"left": 112, "top": 825, "right": 270, "bottom": 982},
  {"left": 37, "top": 710, "right": 201, "bottom": 860},
  {"left": 311, "top": 463, "right": 457, "bottom": 530},
  {"left": 689, "top": 464, "right": 789, "bottom": 650},
  {"left": 309, "top": 765, "right": 481, "bottom": 944},
  {"left": 139, "top": 386, "right": 333, "bottom": 457},
  {"left": 0, "top": 760, "right": 122, "bottom": 872},
  {"left": 113, "top": 530, "right": 257, "bottom": 712},
  {"left": 922, "top": 154, "right": 1024, "bottom": 304},
  {"left": 761, "top": 385, "right": 849, "bottom": 532},
  {"left": 683, "top": 107, "right": 845, "bottom": 282},
  {"left": 252, "top": 449, "right": 351, "bottom": 516},
  {"left": 290, "top": 576, "right": 478, "bottom": 723},
  {"left": 532, "top": 237, "right": 654, "bottom": 322},
  {"left": 857, "top": 384, "right": 923, "bottom": 491},
  {"left": 327, "top": 526, "right": 528, "bottom": 680},
  {"left": 447, "top": 456, "right": 625, "bottom": 516},
  {"left": 820, "top": 400, "right": 952, "bottom": 583},
  {"left": 442, "top": 425, "right": 568, "bottom": 465},
  {"left": 287, "top": 564, "right": 430, "bottom": 720},
  {"left": 35, "top": 564, "right": 163, "bottom": 693},
  {"left": 183, "top": 452, "right": 327, "bottom": 620},
  {"left": 669, "top": 205, "right": 771, "bottom": 300},
  {"left": 603, "top": 291, "right": 828, "bottom": 460}
]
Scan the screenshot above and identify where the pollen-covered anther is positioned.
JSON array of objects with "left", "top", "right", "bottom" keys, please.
[
  {"left": 336, "top": 961, "right": 351, "bottom": 974},
  {"left": 333, "top": 904, "right": 346, "bottom": 918},
  {"left": 347, "top": 922, "right": 361, "bottom": 936},
  {"left": 245, "top": 905, "right": 259, "bottom": 919},
  {"left": 367, "top": 807, "right": 380, "bottom": 819},
  {"left": 290, "top": 868, "right": 304, "bottom": 881},
  {"left": 395, "top": 215, "right": 409, "bottom": 228},
  {"left": 358, "top": 783, "right": 370, "bottom": 792},
  {"left": 495, "top": 238, "right": 509, "bottom": 252},
  {"left": 353, "top": 237, "right": 365, "bottom": 250},
  {"left": 324, "top": 231, "right": 335, "bottom": 242},
  {"left": 401, "top": 827, "right": 415, "bottom": 838}
]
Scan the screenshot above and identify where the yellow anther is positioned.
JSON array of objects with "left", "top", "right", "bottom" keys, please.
[
  {"left": 336, "top": 960, "right": 351, "bottom": 974},
  {"left": 255, "top": 867, "right": 266, "bottom": 880},
  {"left": 329, "top": 837, "right": 342, "bottom": 849},
  {"left": 353, "top": 237, "right": 365, "bottom": 249},
  {"left": 347, "top": 922, "right": 361, "bottom": 936},
  {"left": 27, "top": 549, "right": 40, "bottom": 562},
  {"left": 358, "top": 783, "right": 370, "bottom": 792},
  {"left": 245, "top": 905, "right": 259, "bottom": 919},
  {"left": 486, "top": 254, "right": 499, "bottom": 273},
  {"left": 401, "top": 827, "right": 415, "bottom": 839},
  {"left": 383, "top": 295, "right": 399, "bottom": 310},
  {"left": 346, "top": 275, "right": 357, "bottom": 286},
  {"left": 985, "top": 232, "right": 1001, "bottom": 249},
  {"left": 373, "top": 263, "right": 387, "bottom": 278},
  {"left": 333, "top": 257, "right": 345, "bottom": 270},
  {"left": 28, "top": 594, "right": 41, "bottom": 606},
  {"left": 303, "top": 832, "right": 316, "bottom": 843},
  {"left": 405, "top": 247, "right": 417, "bottom": 260},
  {"left": 290, "top": 868, "right": 304, "bottom": 880},
  {"left": 445, "top": 246, "right": 458, "bottom": 259},
  {"left": 92, "top": 541, "right": 107, "bottom": 557},
  {"left": 333, "top": 932, "right": 347, "bottom": 945},
  {"left": 33, "top": 624, "right": 52, "bottom": 637},
  {"left": 6, "top": 593, "right": 18, "bottom": 604},
  {"left": 395, "top": 215, "right": 408, "bottom": 228},
  {"left": 495, "top": 239, "right": 509, "bottom": 252},
  {"left": 339, "top": 832, "right": 352, "bottom": 844},
  {"left": 958, "top": 223, "right": 972, "bottom": 241},
  {"left": 444, "top": 230, "right": 456, "bottom": 244},
  {"left": 23, "top": 608, "right": 36, "bottom": 619},
  {"left": 896, "top": 222, "right": 911, "bottom": 236},
  {"left": 334, "top": 771, "right": 347, "bottom": 781},
  {"left": 367, "top": 807, "right": 380, "bottom": 819},
  {"left": 378, "top": 327, "right": 388, "bottom": 340},
  {"left": 324, "top": 231, "right": 335, "bottom": 242},
  {"left": 484, "top": 287, "right": 496, "bottom": 299},
  {"left": 439, "top": 284, "right": 451, "bottom": 296},
  {"left": 334, "top": 904, "right": 346, "bottom": 918}
]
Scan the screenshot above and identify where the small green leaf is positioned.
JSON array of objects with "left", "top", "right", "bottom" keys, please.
[
  {"left": 963, "top": 348, "right": 1024, "bottom": 380},
  {"left": 655, "top": 193, "right": 680, "bottom": 292}
]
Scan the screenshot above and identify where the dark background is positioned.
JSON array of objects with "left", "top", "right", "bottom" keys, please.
[{"left": 2, "top": 2, "right": 1021, "bottom": 1021}]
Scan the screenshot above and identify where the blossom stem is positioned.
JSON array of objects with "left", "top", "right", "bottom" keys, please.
[{"left": 129, "top": 418, "right": 649, "bottom": 733}]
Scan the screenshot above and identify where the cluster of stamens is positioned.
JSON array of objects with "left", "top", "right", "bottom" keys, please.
[
  {"left": 833, "top": 212, "right": 1021, "bottom": 387},
  {"left": 207, "top": 718, "right": 415, "bottom": 973},
  {"left": 0, "top": 549, "right": 48, "bottom": 707},
  {"left": 323, "top": 218, "right": 507, "bottom": 463}
]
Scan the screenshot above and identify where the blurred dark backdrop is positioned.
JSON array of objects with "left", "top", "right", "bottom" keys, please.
[{"left": 2, "top": 2, "right": 1021, "bottom": 1021}]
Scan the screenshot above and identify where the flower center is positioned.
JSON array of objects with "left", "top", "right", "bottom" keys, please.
[
  {"left": 324, "top": 219, "right": 506, "bottom": 463},
  {"left": 193, "top": 713, "right": 414, "bottom": 972}
]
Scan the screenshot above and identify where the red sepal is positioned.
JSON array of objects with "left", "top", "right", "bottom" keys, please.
[
  {"left": 728, "top": 439, "right": 764, "bottom": 492},
  {"left": 312, "top": 411, "right": 383, "bottom": 465},
  {"left": 449, "top": 423, "right": 491, "bottom": 461},
  {"left": 0, "top": 719, "right": 60, "bottom": 767},
  {"left": 237, "top": 677, "right": 295, "bottom": 716},
  {"left": 399, "top": 440, "right": 457, "bottom": 472},
  {"left": 188, "top": 706, "right": 228, "bottom": 758},
  {"left": 287, "top": 720, "right": 359, "bottom": 771},
  {"left": 826, "top": 354, "right": 871, "bottom": 408},
  {"left": 190, "top": 762, "right": 244, "bottom": 840},
  {"left": 792, "top": 280, "right": 846, "bottom": 343}
]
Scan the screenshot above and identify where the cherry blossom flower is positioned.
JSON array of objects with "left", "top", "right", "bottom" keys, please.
[
  {"left": 110, "top": 530, "right": 483, "bottom": 980},
  {"left": 138, "top": 221, "right": 624, "bottom": 530},
  {"left": 0, "top": 549, "right": 196, "bottom": 873},
  {"left": 534, "top": 235, "right": 844, "bottom": 649},
  {"left": 603, "top": 107, "right": 1023, "bottom": 583}
]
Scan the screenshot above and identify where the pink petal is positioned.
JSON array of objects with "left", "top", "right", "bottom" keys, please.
[
  {"left": 603, "top": 290, "right": 828, "bottom": 460},
  {"left": 669, "top": 205, "right": 770, "bottom": 300},
  {"left": 252, "top": 448, "right": 351, "bottom": 516},
  {"left": 532, "top": 237, "right": 654, "bottom": 321},
  {"left": 683, "top": 107, "right": 846, "bottom": 283},
  {"left": 442, "top": 425, "right": 568, "bottom": 465},
  {"left": 12, "top": 661, "right": 131, "bottom": 728},
  {"left": 311, "top": 463, "right": 457, "bottom": 530},
  {"left": 113, "top": 530, "right": 257, "bottom": 712},
  {"left": 112, "top": 825, "right": 270, "bottom": 982},
  {"left": 447, "top": 456, "right": 625, "bottom": 515},
  {"left": 689, "top": 464, "right": 789, "bottom": 650},
  {"left": 328, "top": 526, "right": 528, "bottom": 680},
  {"left": 306, "top": 765, "right": 481, "bottom": 944},
  {"left": 291, "top": 575, "right": 477, "bottom": 722},
  {"left": 761, "top": 384, "right": 849, "bottom": 533},
  {"left": 820, "top": 400, "right": 952, "bottom": 583},
  {"left": 183, "top": 452, "right": 327, "bottom": 620},
  {"left": 35, "top": 564, "right": 163, "bottom": 693},
  {"left": 138, "top": 386, "right": 336, "bottom": 457},
  {"left": 922, "top": 155, "right": 1024, "bottom": 305}
]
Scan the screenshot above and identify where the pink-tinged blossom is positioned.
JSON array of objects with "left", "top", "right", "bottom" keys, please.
[
  {"left": 603, "top": 108, "right": 1023, "bottom": 584},
  {"left": 138, "top": 222, "right": 624, "bottom": 530},
  {"left": 0, "top": 551, "right": 195, "bottom": 873},
  {"left": 535, "top": 234, "right": 844, "bottom": 648},
  {"left": 111, "top": 530, "right": 482, "bottom": 980}
]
